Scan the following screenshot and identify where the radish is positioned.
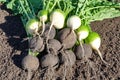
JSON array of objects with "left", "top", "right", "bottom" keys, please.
[
  {"left": 48, "top": 39, "right": 62, "bottom": 52},
  {"left": 57, "top": 28, "right": 77, "bottom": 49},
  {"left": 41, "top": 53, "right": 59, "bottom": 68},
  {"left": 47, "top": 9, "right": 65, "bottom": 39},
  {"left": 40, "top": 53, "right": 59, "bottom": 80},
  {"left": 76, "top": 25, "right": 90, "bottom": 41},
  {"left": 50, "top": 9, "right": 65, "bottom": 29},
  {"left": 75, "top": 44, "right": 92, "bottom": 60},
  {"left": 29, "top": 35, "right": 44, "bottom": 53},
  {"left": 26, "top": 19, "right": 40, "bottom": 36},
  {"left": 85, "top": 32, "right": 109, "bottom": 65},
  {"left": 76, "top": 25, "right": 90, "bottom": 58},
  {"left": 37, "top": 10, "right": 48, "bottom": 35},
  {"left": 67, "top": 15, "right": 81, "bottom": 30},
  {"left": 22, "top": 55, "right": 39, "bottom": 80}
]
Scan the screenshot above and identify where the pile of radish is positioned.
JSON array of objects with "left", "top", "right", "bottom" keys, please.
[
  {"left": 2, "top": 0, "right": 120, "bottom": 79},
  {"left": 21, "top": 8, "right": 110, "bottom": 80}
]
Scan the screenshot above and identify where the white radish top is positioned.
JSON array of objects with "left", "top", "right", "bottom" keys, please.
[
  {"left": 67, "top": 15, "right": 81, "bottom": 30},
  {"left": 77, "top": 31, "right": 89, "bottom": 41},
  {"left": 28, "top": 21, "right": 39, "bottom": 34},
  {"left": 90, "top": 38, "right": 101, "bottom": 50},
  {"left": 40, "top": 15, "right": 47, "bottom": 22},
  {"left": 50, "top": 11, "right": 65, "bottom": 29}
]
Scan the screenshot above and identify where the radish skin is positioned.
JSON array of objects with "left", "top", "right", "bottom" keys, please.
[{"left": 50, "top": 9, "right": 65, "bottom": 29}]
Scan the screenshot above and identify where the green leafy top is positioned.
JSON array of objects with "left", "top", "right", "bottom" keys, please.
[
  {"left": 1, "top": 0, "right": 120, "bottom": 25},
  {"left": 74, "top": 0, "right": 120, "bottom": 24}
]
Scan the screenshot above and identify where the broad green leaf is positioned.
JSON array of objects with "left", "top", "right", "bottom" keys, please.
[{"left": 90, "top": 8, "right": 120, "bottom": 22}]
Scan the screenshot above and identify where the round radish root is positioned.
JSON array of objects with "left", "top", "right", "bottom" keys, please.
[
  {"left": 48, "top": 39, "right": 62, "bottom": 51},
  {"left": 63, "top": 50, "right": 76, "bottom": 66},
  {"left": 40, "top": 53, "right": 59, "bottom": 80},
  {"left": 42, "top": 23, "right": 56, "bottom": 39},
  {"left": 22, "top": 55, "right": 39, "bottom": 80},
  {"left": 29, "top": 35, "right": 44, "bottom": 53},
  {"left": 40, "top": 53, "right": 59, "bottom": 68},
  {"left": 75, "top": 44, "right": 92, "bottom": 60},
  {"left": 22, "top": 55, "right": 39, "bottom": 71},
  {"left": 57, "top": 28, "right": 77, "bottom": 49}
]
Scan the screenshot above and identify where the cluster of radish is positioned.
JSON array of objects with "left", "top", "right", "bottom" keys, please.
[{"left": 21, "top": 9, "right": 108, "bottom": 80}]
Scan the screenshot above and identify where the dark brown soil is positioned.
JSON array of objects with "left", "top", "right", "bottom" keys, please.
[{"left": 0, "top": 3, "right": 120, "bottom": 80}]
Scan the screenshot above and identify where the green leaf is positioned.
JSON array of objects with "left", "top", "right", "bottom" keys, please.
[
  {"left": 90, "top": 8, "right": 120, "bottom": 22},
  {"left": 80, "top": 0, "right": 120, "bottom": 23}
]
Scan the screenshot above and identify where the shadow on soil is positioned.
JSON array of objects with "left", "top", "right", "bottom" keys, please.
[
  {"left": 0, "top": 4, "right": 28, "bottom": 68},
  {"left": 12, "top": 51, "right": 28, "bottom": 68}
]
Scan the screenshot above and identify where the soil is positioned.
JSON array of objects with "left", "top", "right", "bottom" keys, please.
[{"left": 0, "top": 3, "right": 120, "bottom": 80}]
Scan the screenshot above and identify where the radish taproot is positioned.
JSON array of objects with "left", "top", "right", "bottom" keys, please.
[
  {"left": 37, "top": 10, "right": 48, "bottom": 35},
  {"left": 85, "top": 32, "right": 109, "bottom": 65},
  {"left": 76, "top": 25, "right": 90, "bottom": 57},
  {"left": 22, "top": 55, "right": 39, "bottom": 80},
  {"left": 67, "top": 15, "right": 81, "bottom": 30},
  {"left": 57, "top": 28, "right": 77, "bottom": 49},
  {"left": 26, "top": 19, "right": 40, "bottom": 36}
]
